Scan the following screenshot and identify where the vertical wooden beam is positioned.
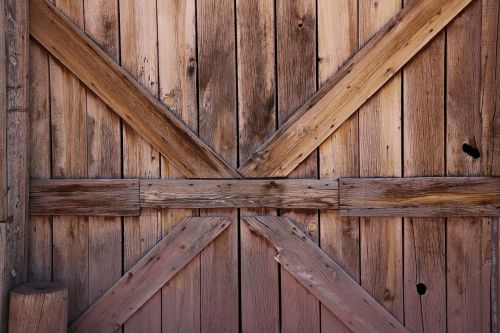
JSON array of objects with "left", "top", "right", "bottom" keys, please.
[
  {"left": 84, "top": 0, "right": 121, "bottom": 307},
  {"left": 318, "top": 0, "right": 359, "bottom": 331},
  {"left": 157, "top": 0, "right": 200, "bottom": 331},
  {"left": 447, "top": 1, "right": 492, "bottom": 331},
  {"left": 119, "top": 1, "right": 162, "bottom": 332},
  {"left": 197, "top": 0, "right": 239, "bottom": 331},
  {"left": 359, "top": 0, "right": 404, "bottom": 321},
  {"left": 236, "top": 0, "right": 279, "bottom": 332},
  {"left": 402, "top": 9, "right": 446, "bottom": 330},
  {"left": 276, "top": 0, "right": 320, "bottom": 331}
]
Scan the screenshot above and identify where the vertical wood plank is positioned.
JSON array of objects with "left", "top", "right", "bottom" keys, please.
[
  {"left": 447, "top": 1, "right": 494, "bottom": 331},
  {"left": 318, "top": 0, "right": 358, "bottom": 331},
  {"left": 403, "top": 19, "right": 446, "bottom": 332},
  {"left": 276, "top": 1, "right": 320, "bottom": 331},
  {"left": 28, "top": 40, "right": 51, "bottom": 282},
  {"left": 119, "top": 1, "right": 161, "bottom": 332},
  {"left": 236, "top": 0, "right": 279, "bottom": 332},
  {"left": 0, "top": 0, "right": 6, "bottom": 224},
  {"left": 49, "top": 0, "right": 89, "bottom": 322},
  {"left": 84, "top": 0, "right": 122, "bottom": 306},
  {"left": 197, "top": 0, "right": 239, "bottom": 331},
  {"left": 358, "top": 0, "right": 404, "bottom": 321},
  {"left": 157, "top": 0, "right": 200, "bottom": 332}
]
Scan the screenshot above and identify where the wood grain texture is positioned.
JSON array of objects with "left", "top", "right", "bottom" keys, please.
[
  {"left": 447, "top": 0, "right": 495, "bottom": 331},
  {"left": 340, "top": 177, "right": 500, "bottom": 217},
  {"left": 402, "top": 14, "right": 446, "bottom": 331},
  {"left": 27, "top": 40, "right": 51, "bottom": 282},
  {"left": 140, "top": 179, "right": 338, "bottom": 209},
  {"left": 30, "top": 179, "right": 139, "bottom": 216},
  {"left": 277, "top": 0, "right": 320, "bottom": 331},
  {"left": 318, "top": 0, "right": 359, "bottom": 331},
  {"left": 8, "top": 282, "right": 67, "bottom": 333},
  {"left": 238, "top": 0, "right": 473, "bottom": 178},
  {"left": 3, "top": 0, "right": 30, "bottom": 330},
  {"left": 358, "top": 0, "right": 403, "bottom": 321},
  {"left": 236, "top": 0, "right": 279, "bottom": 331},
  {"left": 197, "top": 0, "right": 239, "bottom": 331},
  {"left": 29, "top": 0, "right": 240, "bottom": 179},
  {"left": 119, "top": 1, "right": 162, "bottom": 331},
  {"left": 243, "top": 216, "right": 408, "bottom": 333},
  {"left": 70, "top": 216, "right": 231, "bottom": 333},
  {"left": 156, "top": 0, "right": 200, "bottom": 332}
]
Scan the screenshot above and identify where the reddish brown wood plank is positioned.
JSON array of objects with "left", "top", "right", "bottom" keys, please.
[
  {"left": 29, "top": 0, "right": 240, "bottom": 179},
  {"left": 70, "top": 216, "right": 231, "bottom": 333},
  {"left": 243, "top": 216, "right": 408, "bottom": 333},
  {"left": 140, "top": 179, "right": 338, "bottom": 209},
  {"left": 30, "top": 179, "right": 139, "bottom": 216},
  {"left": 238, "top": 0, "right": 473, "bottom": 178},
  {"left": 340, "top": 177, "right": 500, "bottom": 217},
  {"left": 318, "top": 0, "right": 359, "bottom": 330},
  {"left": 402, "top": 14, "right": 446, "bottom": 330}
]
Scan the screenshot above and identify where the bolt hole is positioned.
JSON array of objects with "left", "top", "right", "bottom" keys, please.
[
  {"left": 462, "top": 143, "right": 480, "bottom": 159},
  {"left": 416, "top": 283, "right": 427, "bottom": 295},
  {"left": 298, "top": 20, "right": 304, "bottom": 28}
]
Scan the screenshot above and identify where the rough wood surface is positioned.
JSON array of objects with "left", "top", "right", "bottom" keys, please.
[
  {"left": 238, "top": 0, "right": 473, "bottom": 178},
  {"left": 340, "top": 177, "right": 500, "bottom": 217},
  {"left": 29, "top": 0, "right": 239, "bottom": 179},
  {"left": 402, "top": 14, "right": 446, "bottom": 331},
  {"left": 8, "top": 282, "right": 67, "bottom": 333},
  {"left": 140, "top": 179, "right": 338, "bottom": 209},
  {"left": 197, "top": 0, "right": 239, "bottom": 331},
  {"left": 30, "top": 179, "right": 139, "bottom": 216},
  {"left": 70, "top": 216, "right": 231, "bottom": 333},
  {"left": 318, "top": 0, "right": 359, "bottom": 330},
  {"left": 243, "top": 216, "right": 407, "bottom": 333},
  {"left": 0, "top": 0, "right": 6, "bottom": 224}
]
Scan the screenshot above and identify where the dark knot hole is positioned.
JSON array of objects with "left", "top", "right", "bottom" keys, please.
[
  {"left": 462, "top": 143, "right": 480, "bottom": 159},
  {"left": 416, "top": 283, "right": 427, "bottom": 295}
]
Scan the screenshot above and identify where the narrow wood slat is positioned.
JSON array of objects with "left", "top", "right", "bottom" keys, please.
[
  {"left": 69, "top": 216, "right": 231, "bottom": 333},
  {"left": 238, "top": 0, "right": 472, "bottom": 178},
  {"left": 243, "top": 216, "right": 407, "bottom": 333},
  {"left": 30, "top": 179, "right": 140, "bottom": 216},
  {"left": 140, "top": 179, "right": 338, "bottom": 209},
  {"left": 340, "top": 177, "right": 500, "bottom": 217},
  {"left": 29, "top": 0, "right": 239, "bottom": 179}
]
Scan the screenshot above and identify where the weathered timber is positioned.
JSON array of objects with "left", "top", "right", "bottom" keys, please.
[
  {"left": 243, "top": 216, "right": 408, "bottom": 333},
  {"left": 8, "top": 282, "right": 68, "bottom": 333},
  {"left": 70, "top": 216, "right": 231, "bottom": 333},
  {"left": 238, "top": 0, "right": 472, "bottom": 178},
  {"left": 29, "top": 0, "right": 239, "bottom": 179},
  {"left": 30, "top": 179, "right": 140, "bottom": 216},
  {"left": 140, "top": 179, "right": 338, "bottom": 209},
  {"left": 340, "top": 177, "right": 500, "bottom": 217}
]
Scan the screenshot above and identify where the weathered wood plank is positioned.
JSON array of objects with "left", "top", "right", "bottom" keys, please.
[
  {"left": 0, "top": 0, "right": 6, "bottom": 225},
  {"left": 447, "top": 1, "right": 492, "bottom": 330},
  {"left": 70, "top": 216, "right": 231, "bottom": 333},
  {"left": 30, "top": 179, "right": 139, "bottom": 216},
  {"left": 29, "top": 0, "right": 240, "bottom": 179},
  {"left": 243, "top": 216, "right": 407, "bottom": 333},
  {"left": 318, "top": 0, "right": 359, "bottom": 330},
  {"left": 157, "top": 0, "right": 200, "bottom": 331},
  {"left": 238, "top": 0, "right": 473, "bottom": 178},
  {"left": 141, "top": 179, "right": 338, "bottom": 209},
  {"left": 197, "top": 0, "right": 239, "bottom": 331},
  {"left": 236, "top": 0, "right": 279, "bottom": 331},
  {"left": 402, "top": 11, "right": 446, "bottom": 330},
  {"left": 340, "top": 177, "right": 500, "bottom": 217},
  {"left": 277, "top": 0, "right": 320, "bottom": 331}
]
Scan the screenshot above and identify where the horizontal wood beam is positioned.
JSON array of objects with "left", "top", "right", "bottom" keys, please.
[
  {"left": 339, "top": 177, "right": 500, "bottom": 217},
  {"left": 243, "top": 216, "right": 408, "bottom": 333},
  {"left": 140, "top": 179, "right": 338, "bottom": 209},
  {"left": 70, "top": 216, "right": 231, "bottom": 333},
  {"left": 30, "top": 179, "right": 140, "bottom": 216},
  {"left": 238, "top": 0, "right": 472, "bottom": 177},
  {"left": 29, "top": 0, "right": 240, "bottom": 179}
]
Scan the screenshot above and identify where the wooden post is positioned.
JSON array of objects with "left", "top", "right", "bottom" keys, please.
[{"left": 8, "top": 282, "right": 68, "bottom": 333}]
